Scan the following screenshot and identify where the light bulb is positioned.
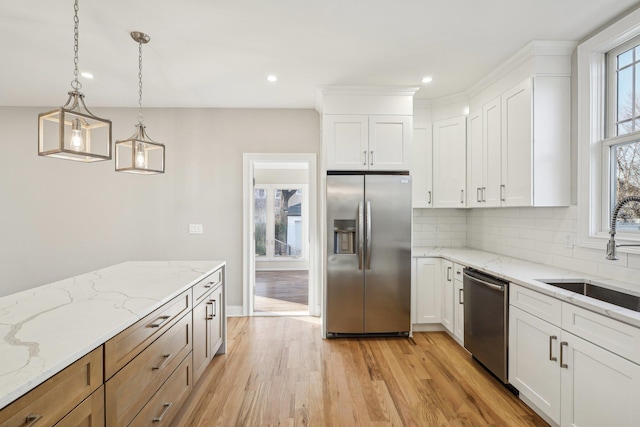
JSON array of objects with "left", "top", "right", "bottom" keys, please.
[
  {"left": 135, "top": 143, "right": 146, "bottom": 168},
  {"left": 70, "top": 119, "right": 84, "bottom": 151}
]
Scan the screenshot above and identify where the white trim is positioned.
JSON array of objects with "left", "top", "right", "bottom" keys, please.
[
  {"left": 577, "top": 7, "right": 640, "bottom": 254},
  {"left": 242, "top": 153, "right": 319, "bottom": 317}
]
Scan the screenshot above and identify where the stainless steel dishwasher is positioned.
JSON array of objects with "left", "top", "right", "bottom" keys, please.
[{"left": 463, "top": 268, "right": 510, "bottom": 385}]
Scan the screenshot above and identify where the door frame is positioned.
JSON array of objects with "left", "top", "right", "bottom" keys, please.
[{"left": 242, "top": 153, "right": 318, "bottom": 316}]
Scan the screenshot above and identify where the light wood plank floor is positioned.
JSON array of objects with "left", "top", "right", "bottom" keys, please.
[
  {"left": 254, "top": 270, "right": 308, "bottom": 313},
  {"left": 174, "top": 316, "right": 548, "bottom": 427}
]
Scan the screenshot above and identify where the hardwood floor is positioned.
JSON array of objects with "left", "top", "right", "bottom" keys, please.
[
  {"left": 174, "top": 316, "right": 548, "bottom": 427},
  {"left": 254, "top": 270, "right": 308, "bottom": 313}
]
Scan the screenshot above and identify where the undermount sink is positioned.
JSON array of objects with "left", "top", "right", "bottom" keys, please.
[{"left": 537, "top": 279, "right": 640, "bottom": 313}]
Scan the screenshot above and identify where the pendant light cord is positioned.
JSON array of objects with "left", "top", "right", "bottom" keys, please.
[
  {"left": 137, "top": 39, "right": 144, "bottom": 124},
  {"left": 71, "top": 0, "right": 82, "bottom": 91}
]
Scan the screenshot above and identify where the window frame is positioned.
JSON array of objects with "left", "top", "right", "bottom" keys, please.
[{"left": 578, "top": 7, "right": 640, "bottom": 254}]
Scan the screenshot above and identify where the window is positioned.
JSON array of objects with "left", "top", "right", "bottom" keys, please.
[
  {"left": 606, "top": 36, "right": 640, "bottom": 233},
  {"left": 577, "top": 7, "right": 640, "bottom": 251}
]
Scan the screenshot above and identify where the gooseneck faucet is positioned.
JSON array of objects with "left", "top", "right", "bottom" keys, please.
[{"left": 606, "top": 195, "right": 640, "bottom": 260}]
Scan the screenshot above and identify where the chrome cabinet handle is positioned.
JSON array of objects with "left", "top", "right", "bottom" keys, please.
[
  {"left": 482, "top": 187, "right": 486, "bottom": 202},
  {"left": 153, "top": 402, "right": 173, "bottom": 423},
  {"left": 210, "top": 299, "right": 217, "bottom": 317},
  {"left": 206, "top": 301, "right": 214, "bottom": 320},
  {"left": 477, "top": 187, "right": 482, "bottom": 203},
  {"left": 25, "top": 414, "right": 42, "bottom": 427},
  {"left": 447, "top": 266, "right": 452, "bottom": 282},
  {"left": 500, "top": 184, "right": 506, "bottom": 202},
  {"left": 363, "top": 150, "right": 367, "bottom": 165},
  {"left": 370, "top": 150, "right": 374, "bottom": 165},
  {"left": 549, "top": 335, "right": 558, "bottom": 362},
  {"left": 560, "top": 341, "right": 568, "bottom": 368},
  {"left": 204, "top": 281, "right": 215, "bottom": 288},
  {"left": 459, "top": 288, "right": 464, "bottom": 304},
  {"left": 152, "top": 353, "right": 173, "bottom": 371},
  {"left": 460, "top": 189, "right": 464, "bottom": 204},
  {"left": 428, "top": 190, "right": 432, "bottom": 205},
  {"left": 149, "top": 315, "right": 170, "bottom": 328}
]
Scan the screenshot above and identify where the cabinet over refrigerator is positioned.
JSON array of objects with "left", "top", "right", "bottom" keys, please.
[{"left": 326, "top": 172, "right": 412, "bottom": 337}]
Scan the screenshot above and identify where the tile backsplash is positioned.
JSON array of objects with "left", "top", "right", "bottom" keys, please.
[{"left": 414, "top": 206, "right": 640, "bottom": 286}]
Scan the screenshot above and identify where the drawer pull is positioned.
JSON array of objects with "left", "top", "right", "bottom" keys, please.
[
  {"left": 150, "top": 315, "right": 171, "bottom": 328},
  {"left": 152, "top": 353, "right": 173, "bottom": 371},
  {"left": 459, "top": 289, "right": 464, "bottom": 304},
  {"left": 152, "top": 402, "right": 172, "bottom": 423},
  {"left": 204, "top": 281, "right": 215, "bottom": 288},
  {"left": 25, "top": 414, "right": 42, "bottom": 427},
  {"left": 549, "top": 335, "right": 558, "bottom": 362},
  {"left": 560, "top": 341, "right": 568, "bottom": 368},
  {"left": 211, "top": 299, "right": 216, "bottom": 317},
  {"left": 206, "top": 301, "right": 214, "bottom": 320}
]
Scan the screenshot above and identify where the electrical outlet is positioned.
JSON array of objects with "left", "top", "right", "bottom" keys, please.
[
  {"left": 564, "top": 233, "right": 573, "bottom": 249},
  {"left": 189, "top": 224, "right": 204, "bottom": 234}
]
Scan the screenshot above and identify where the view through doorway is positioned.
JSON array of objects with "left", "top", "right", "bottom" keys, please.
[{"left": 252, "top": 161, "right": 310, "bottom": 315}]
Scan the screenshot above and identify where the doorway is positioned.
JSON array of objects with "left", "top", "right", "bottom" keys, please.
[{"left": 243, "top": 154, "right": 318, "bottom": 317}]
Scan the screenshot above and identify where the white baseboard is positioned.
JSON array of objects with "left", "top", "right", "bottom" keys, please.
[
  {"left": 227, "top": 305, "right": 244, "bottom": 317},
  {"left": 412, "top": 323, "right": 446, "bottom": 332}
]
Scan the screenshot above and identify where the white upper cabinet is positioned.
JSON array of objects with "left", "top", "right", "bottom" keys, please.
[
  {"left": 433, "top": 116, "right": 466, "bottom": 208},
  {"left": 484, "top": 97, "right": 502, "bottom": 206},
  {"left": 411, "top": 127, "right": 433, "bottom": 207},
  {"left": 466, "top": 109, "right": 483, "bottom": 207},
  {"left": 317, "top": 86, "right": 418, "bottom": 172}
]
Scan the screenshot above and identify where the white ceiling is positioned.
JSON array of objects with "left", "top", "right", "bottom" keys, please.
[{"left": 1, "top": 0, "right": 639, "bottom": 109}]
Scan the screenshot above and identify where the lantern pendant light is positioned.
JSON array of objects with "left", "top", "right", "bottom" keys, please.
[
  {"left": 115, "top": 32, "right": 165, "bottom": 174},
  {"left": 38, "top": 0, "right": 112, "bottom": 162}
]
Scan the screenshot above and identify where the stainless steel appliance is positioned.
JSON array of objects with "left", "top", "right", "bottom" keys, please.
[
  {"left": 326, "top": 173, "right": 412, "bottom": 337},
  {"left": 463, "top": 268, "right": 510, "bottom": 383}
]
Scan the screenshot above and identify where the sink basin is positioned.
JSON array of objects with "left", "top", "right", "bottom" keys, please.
[{"left": 537, "top": 279, "right": 640, "bottom": 313}]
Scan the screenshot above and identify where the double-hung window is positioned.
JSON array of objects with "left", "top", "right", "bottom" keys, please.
[{"left": 578, "top": 8, "right": 640, "bottom": 251}]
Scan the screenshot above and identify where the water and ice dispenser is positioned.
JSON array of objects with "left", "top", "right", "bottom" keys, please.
[{"left": 333, "top": 219, "right": 356, "bottom": 254}]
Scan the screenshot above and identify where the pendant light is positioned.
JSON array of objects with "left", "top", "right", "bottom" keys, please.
[
  {"left": 115, "top": 32, "right": 165, "bottom": 174},
  {"left": 38, "top": 0, "right": 112, "bottom": 162}
]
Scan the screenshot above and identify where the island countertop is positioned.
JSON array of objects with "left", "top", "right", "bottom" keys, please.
[{"left": 0, "top": 260, "right": 225, "bottom": 409}]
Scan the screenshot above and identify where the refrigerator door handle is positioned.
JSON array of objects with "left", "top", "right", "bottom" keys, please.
[
  {"left": 365, "top": 200, "right": 372, "bottom": 270},
  {"left": 357, "top": 201, "right": 364, "bottom": 270}
]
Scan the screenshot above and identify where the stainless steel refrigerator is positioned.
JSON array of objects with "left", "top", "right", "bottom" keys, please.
[{"left": 326, "top": 173, "right": 412, "bottom": 337}]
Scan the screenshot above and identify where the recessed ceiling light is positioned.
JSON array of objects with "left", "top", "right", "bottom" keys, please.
[
  {"left": 81, "top": 72, "right": 94, "bottom": 79},
  {"left": 421, "top": 76, "right": 433, "bottom": 83},
  {"left": 267, "top": 75, "right": 278, "bottom": 83}
]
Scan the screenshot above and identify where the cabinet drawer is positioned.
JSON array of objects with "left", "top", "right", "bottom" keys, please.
[
  {"left": 562, "top": 302, "right": 640, "bottom": 363},
  {"left": 129, "top": 354, "right": 193, "bottom": 427},
  {"left": 192, "top": 268, "right": 223, "bottom": 303},
  {"left": 55, "top": 386, "right": 104, "bottom": 427},
  {"left": 106, "top": 313, "right": 192, "bottom": 426},
  {"left": 510, "top": 283, "right": 561, "bottom": 326},
  {"left": 0, "top": 347, "right": 103, "bottom": 427},
  {"left": 453, "top": 263, "right": 464, "bottom": 281},
  {"left": 105, "top": 289, "right": 191, "bottom": 379}
]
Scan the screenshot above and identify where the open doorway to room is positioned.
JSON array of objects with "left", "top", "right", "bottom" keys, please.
[{"left": 243, "top": 154, "right": 318, "bottom": 317}]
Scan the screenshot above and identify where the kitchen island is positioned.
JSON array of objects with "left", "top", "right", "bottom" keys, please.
[{"left": 0, "top": 260, "right": 225, "bottom": 426}]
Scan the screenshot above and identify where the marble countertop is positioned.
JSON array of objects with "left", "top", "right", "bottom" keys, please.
[
  {"left": 413, "top": 247, "right": 640, "bottom": 329},
  {"left": 0, "top": 260, "right": 224, "bottom": 409}
]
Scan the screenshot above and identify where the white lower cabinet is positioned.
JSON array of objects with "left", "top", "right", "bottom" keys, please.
[
  {"left": 441, "top": 260, "right": 454, "bottom": 333},
  {"left": 453, "top": 266, "right": 464, "bottom": 343},
  {"left": 413, "top": 258, "right": 442, "bottom": 324},
  {"left": 510, "top": 283, "right": 640, "bottom": 427}
]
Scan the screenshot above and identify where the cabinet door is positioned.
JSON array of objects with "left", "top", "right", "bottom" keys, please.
[
  {"left": 324, "top": 115, "right": 369, "bottom": 171},
  {"left": 466, "top": 110, "right": 483, "bottom": 207},
  {"left": 414, "top": 258, "right": 442, "bottom": 324},
  {"left": 192, "top": 298, "right": 211, "bottom": 384},
  {"left": 483, "top": 96, "right": 502, "bottom": 207},
  {"left": 368, "top": 115, "right": 412, "bottom": 171},
  {"left": 561, "top": 331, "right": 640, "bottom": 427},
  {"left": 509, "top": 306, "right": 561, "bottom": 425},
  {"left": 441, "top": 260, "right": 454, "bottom": 333},
  {"left": 453, "top": 276, "right": 464, "bottom": 343},
  {"left": 433, "top": 116, "right": 466, "bottom": 208},
  {"left": 501, "top": 78, "right": 532, "bottom": 206},
  {"left": 411, "top": 128, "right": 433, "bottom": 208},
  {"left": 209, "top": 285, "right": 224, "bottom": 356}
]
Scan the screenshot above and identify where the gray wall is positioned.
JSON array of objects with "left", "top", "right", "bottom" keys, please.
[{"left": 0, "top": 107, "right": 320, "bottom": 308}]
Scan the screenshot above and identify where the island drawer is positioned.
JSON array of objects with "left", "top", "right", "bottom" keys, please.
[
  {"left": 192, "top": 267, "right": 223, "bottom": 303},
  {"left": 56, "top": 386, "right": 105, "bottom": 427},
  {"left": 510, "top": 283, "right": 562, "bottom": 326},
  {"left": 106, "top": 313, "right": 192, "bottom": 426},
  {"left": 0, "top": 347, "right": 103, "bottom": 427},
  {"left": 105, "top": 289, "right": 191, "bottom": 379},
  {"left": 128, "top": 354, "right": 193, "bottom": 427}
]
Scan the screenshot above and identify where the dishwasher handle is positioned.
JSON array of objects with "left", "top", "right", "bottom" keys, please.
[{"left": 463, "top": 271, "right": 505, "bottom": 292}]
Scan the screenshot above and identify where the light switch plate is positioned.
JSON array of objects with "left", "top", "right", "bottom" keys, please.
[{"left": 189, "top": 224, "right": 204, "bottom": 234}]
